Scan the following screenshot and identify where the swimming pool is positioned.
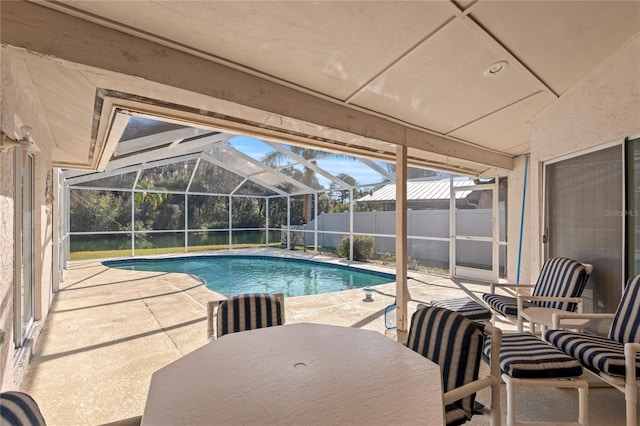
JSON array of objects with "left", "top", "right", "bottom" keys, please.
[{"left": 103, "top": 255, "right": 395, "bottom": 297}]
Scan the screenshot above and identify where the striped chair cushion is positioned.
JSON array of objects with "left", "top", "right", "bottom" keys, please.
[
  {"left": 407, "top": 306, "right": 483, "bottom": 425},
  {"left": 483, "top": 333, "right": 583, "bottom": 379},
  {"left": 217, "top": 293, "right": 283, "bottom": 337},
  {"left": 431, "top": 297, "right": 491, "bottom": 321},
  {"left": 545, "top": 330, "right": 640, "bottom": 378},
  {"left": 482, "top": 294, "right": 536, "bottom": 317},
  {"left": 481, "top": 257, "right": 588, "bottom": 318},
  {"left": 531, "top": 257, "right": 588, "bottom": 311},
  {"left": 1, "top": 391, "right": 47, "bottom": 426},
  {"left": 608, "top": 273, "right": 640, "bottom": 344}
]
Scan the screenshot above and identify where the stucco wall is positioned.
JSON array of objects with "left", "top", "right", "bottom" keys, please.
[
  {"left": 506, "top": 156, "right": 530, "bottom": 283},
  {"left": 0, "top": 151, "right": 16, "bottom": 390},
  {"left": 520, "top": 34, "right": 640, "bottom": 280},
  {"left": 1, "top": 46, "right": 55, "bottom": 391}
]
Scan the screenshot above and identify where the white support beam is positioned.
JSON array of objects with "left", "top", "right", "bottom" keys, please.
[
  {"left": 395, "top": 145, "right": 408, "bottom": 334},
  {"left": 360, "top": 158, "right": 396, "bottom": 182}
]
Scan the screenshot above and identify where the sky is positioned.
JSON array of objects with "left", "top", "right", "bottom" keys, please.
[{"left": 228, "top": 135, "right": 390, "bottom": 187}]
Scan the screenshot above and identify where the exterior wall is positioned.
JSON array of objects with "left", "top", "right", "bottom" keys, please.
[
  {"left": 0, "top": 49, "right": 55, "bottom": 391},
  {"left": 506, "top": 156, "right": 530, "bottom": 283},
  {"left": 0, "top": 150, "right": 17, "bottom": 390},
  {"left": 520, "top": 34, "right": 640, "bottom": 283}
]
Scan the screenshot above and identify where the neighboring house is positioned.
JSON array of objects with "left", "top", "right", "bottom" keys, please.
[
  {"left": 357, "top": 179, "right": 506, "bottom": 211},
  {"left": 357, "top": 179, "right": 475, "bottom": 211}
]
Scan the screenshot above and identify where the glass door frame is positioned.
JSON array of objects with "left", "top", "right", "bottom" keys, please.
[
  {"left": 13, "top": 150, "right": 35, "bottom": 349},
  {"left": 450, "top": 180, "right": 500, "bottom": 282}
]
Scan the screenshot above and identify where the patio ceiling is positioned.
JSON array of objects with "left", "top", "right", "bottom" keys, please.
[{"left": 1, "top": 1, "right": 639, "bottom": 175}]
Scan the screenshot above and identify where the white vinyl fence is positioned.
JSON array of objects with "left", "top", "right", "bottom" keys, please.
[{"left": 284, "top": 206, "right": 506, "bottom": 270}]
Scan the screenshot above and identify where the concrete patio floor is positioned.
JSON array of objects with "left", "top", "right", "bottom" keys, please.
[{"left": 20, "top": 248, "right": 635, "bottom": 425}]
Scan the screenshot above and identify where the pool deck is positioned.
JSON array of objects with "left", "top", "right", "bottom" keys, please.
[{"left": 20, "top": 248, "right": 634, "bottom": 425}]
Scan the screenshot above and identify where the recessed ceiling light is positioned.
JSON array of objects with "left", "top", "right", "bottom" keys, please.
[{"left": 483, "top": 61, "right": 509, "bottom": 76}]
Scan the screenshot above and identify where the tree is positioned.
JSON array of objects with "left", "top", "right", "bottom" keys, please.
[
  {"left": 332, "top": 173, "right": 357, "bottom": 204},
  {"left": 262, "top": 146, "right": 355, "bottom": 224},
  {"left": 134, "top": 179, "right": 165, "bottom": 209}
]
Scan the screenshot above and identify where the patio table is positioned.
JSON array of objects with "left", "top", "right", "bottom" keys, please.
[{"left": 141, "top": 322, "right": 444, "bottom": 425}]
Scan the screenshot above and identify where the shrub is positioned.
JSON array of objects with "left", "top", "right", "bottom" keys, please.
[{"left": 339, "top": 235, "right": 374, "bottom": 262}]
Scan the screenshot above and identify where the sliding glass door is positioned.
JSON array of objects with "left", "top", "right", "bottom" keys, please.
[
  {"left": 14, "top": 151, "right": 35, "bottom": 348},
  {"left": 545, "top": 144, "right": 623, "bottom": 313},
  {"left": 627, "top": 138, "right": 640, "bottom": 280}
]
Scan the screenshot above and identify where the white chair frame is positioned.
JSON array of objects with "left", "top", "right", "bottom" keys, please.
[
  {"left": 416, "top": 303, "right": 502, "bottom": 426},
  {"left": 551, "top": 312, "right": 640, "bottom": 426},
  {"left": 486, "top": 263, "right": 592, "bottom": 333}
]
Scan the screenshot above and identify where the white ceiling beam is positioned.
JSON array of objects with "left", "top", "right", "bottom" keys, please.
[
  {"left": 223, "top": 144, "right": 317, "bottom": 194},
  {"left": 201, "top": 154, "right": 288, "bottom": 197},
  {"left": 66, "top": 152, "right": 203, "bottom": 185},
  {"left": 105, "top": 135, "right": 226, "bottom": 170},
  {"left": 114, "top": 127, "right": 217, "bottom": 156}
]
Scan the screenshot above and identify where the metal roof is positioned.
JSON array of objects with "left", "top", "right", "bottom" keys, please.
[{"left": 357, "top": 180, "right": 475, "bottom": 202}]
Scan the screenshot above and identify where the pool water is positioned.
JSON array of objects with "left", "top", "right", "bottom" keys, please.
[{"left": 103, "top": 255, "right": 395, "bottom": 297}]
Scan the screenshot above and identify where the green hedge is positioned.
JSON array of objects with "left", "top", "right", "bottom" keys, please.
[{"left": 339, "top": 235, "right": 374, "bottom": 262}]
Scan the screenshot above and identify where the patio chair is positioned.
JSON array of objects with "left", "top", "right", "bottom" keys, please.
[
  {"left": 1, "top": 391, "right": 47, "bottom": 426},
  {"left": 482, "top": 257, "right": 591, "bottom": 332},
  {"left": 407, "top": 305, "right": 502, "bottom": 426},
  {"left": 206, "top": 292, "right": 285, "bottom": 340},
  {"left": 545, "top": 273, "right": 640, "bottom": 426}
]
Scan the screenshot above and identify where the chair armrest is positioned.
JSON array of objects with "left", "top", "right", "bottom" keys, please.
[
  {"left": 274, "top": 292, "right": 286, "bottom": 324},
  {"left": 518, "top": 295, "right": 584, "bottom": 304},
  {"left": 489, "top": 282, "right": 535, "bottom": 294},
  {"left": 517, "top": 295, "right": 584, "bottom": 312},
  {"left": 484, "top": 323, "right": 502, "bottom": 382},
  {"left": 443, "top": 376, "right": 495, "bottom": 405},
  {"left": 206, "top": 300, "right": 221, "bottom": 340},
  {"left": 625, "top": 342, "right": 640, "bottom": 385},
  {"left": 551, "top": 312, "right": 615, "bottom": 329}
]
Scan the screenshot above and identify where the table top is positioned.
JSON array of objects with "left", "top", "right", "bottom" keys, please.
[{"left": 142, "top": 323, "right": 444, "bottom": 426}]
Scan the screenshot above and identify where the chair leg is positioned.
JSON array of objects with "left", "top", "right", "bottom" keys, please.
[
  {"left": 502, "top": 374, "right": 589, "bottom": 426},
  {"left": 578, "top": 386, "right": 589, "bottom": 426},
  {"left": 490, "top": 378, "right": 502, "bottom": 426},
  {"left": 625, "top": 382, "right": 637, "bottom": 426},
  {"left": 504, "top": 375, "right": 517, "bottom": 426}
]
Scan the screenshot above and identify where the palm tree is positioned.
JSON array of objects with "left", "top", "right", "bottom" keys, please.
[
  {"left": 134, "top": 179, "right": 165, "bottom": 210},
  {"left": 262, "top": 146, "right": 354, "bottom": 224}
]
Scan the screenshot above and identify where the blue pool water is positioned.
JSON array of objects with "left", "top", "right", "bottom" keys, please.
[{"left": 103, "top": 255, "right": 395, "bottom": 297}]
